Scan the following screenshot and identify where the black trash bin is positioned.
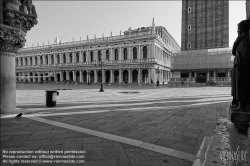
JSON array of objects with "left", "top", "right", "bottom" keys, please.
[{"left": 46, "top": 90, "right": 59, "bottom": 107}]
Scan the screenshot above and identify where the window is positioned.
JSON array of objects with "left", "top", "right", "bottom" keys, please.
[
  {"left": 188, "top": 43, "right": 191, "bottom": 48},
  {"left": 115, "top": 49, "right": 118, "bottom": 60},
  {"left": 123, "top": 48, "right": 127, "bottom": 60},
  {"left": 35, "top": 57, "right": 37, "bottom": 65},
  {"left": 188, "top": 7, "right": 191, "bottom": 13},
  {"left": 133, "top": 47, "right": 137, "bottom": 59},
  {"left": 83, "top": 52, "right": 86, "bottom": 62},
  {"left": 69, "top": 53, "right": 72, "bottom": 63},
  {"left": 63, "top": 54, "right": 66, "bottom": 63},
  {"left": 188, "top": 25, "right": 191, "bottom": 30},
  {"left": 30, "top": 57, "right": 32, "bottom": 66},
  {"left": 51, "top": 56, "right": 54, "bottom": 64},
  {"left": 143, "top": 46, "right": 147, "bottom": 59},
  {"left": 98, "top": 51, "right": 101, "bottom": 61},
  {"left": 106, "top": 50, "right": 109, "bottom": 60},
  {"left": 76, "top": 52, "right": 79, "bottom": 63},
  {"left": 90, "top": 51, "right": 93, "bottom": 62},
  {"left": 57, "top": 54, "right": 60, "bottom": 64}
]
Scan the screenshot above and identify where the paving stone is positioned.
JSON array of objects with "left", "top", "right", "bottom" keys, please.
[
  {"left": 129, "top": 156, "right": 183, "bottom": 166},
  {"left": 1, "top": 136, "right": 11, "bottom": 144},
  {"left": 84, "top": 149, "right": 105, "bottom": 161},
  {"left": 40, "top": 144, "right": 62, "bottom": 151},
  {"left": 161, "top": 130, "right": 183, "bottom": 141},
  {"left": 61, "top": 138, "right": 82, "bottom": 151},
  {"left": 1, "top": 130, "right": 35, "bottom": 136},
  {"left": 127, "top": 126, "right": 155, "bottom": 139},
  {"left": 177, "top": 135, "right": 198, "bottom": 147},
  {"left": 140, "top": 131, "right": 165, "bottom": 143},
  {"left": 124, "top": 148, "right": 149, "bottom": 158},
  {"left": 82, "top": 137, "right": 101, "bottom": 144},
  {"left": 173, "top": 143, "right": 194, "bottom": 154},
  {"left": 84, "top": 160, "right": 107, "bottom": 166},
  {"left": 187, "top": 123, "right": 203, "bottom": 130},
  {"left": 156, "top": 138, "right": 177, "bottom": 148},
  {"left": 1, "top": 135, "right": 31, "bottom": 148},
  {"left": 20, "top": 140, "right": 47, "bottom": 147}
]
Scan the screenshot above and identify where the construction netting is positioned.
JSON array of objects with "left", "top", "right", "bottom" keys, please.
[{"left": 172, "top": 47, "right": 234, "bottom": 70}]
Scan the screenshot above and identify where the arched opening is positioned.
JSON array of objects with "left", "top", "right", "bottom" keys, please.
[
  {"left": 90, "top": 71, "right": 94, "bottom": 83},
  {"left": 114, "top": 70, "right": 119, "bottom": 83},
  {"left": 97, "top": 70, "right": 102, "bottom": 83},
  {"left": 123, "top": 48, "right": 127, "bottom": 60},
  {"left": 76, "top": 52, "right": 80, "bottom": 63},
  {"left": 83, "top": 52, "right": 86, "bottom": 62},
  {"left": 132, "top": 70, "right": 138, "bottom": 83},
  {"left": 51, "top": 76, "right": 54, "bottom": 82},
  {"left": 69, "top": 53, "right": 73, "bottom": 63},
  {"left": 69, "top": 71, "right": 73, "bottom": 81},
  {"left": 115, "top": 49, "right": 118, "bottom": 60},
  {"left": 40, "top": 56, "right": 43, "bottom": 65},
  {"left": 46, "top": 56, "right": 48, "bottom": 65},
  {"left": 45, "top": 73, "right": 49, "bottom": 82},
  {"left": 105, "top": 70, "right": 110, "bottom": 84},
  {"left": 40, "top": 74, "right": 43, "bottom": 83},
  {"left": 25, "top": 57, "right": 28, "bottom": 66},
  {"left": 133, "top": 47, "right": 137, "bottom": 59},
  {"left": 143, "top": 46, "right": 147, "bottom": 59},
  {"left": 142, "top": 69, "right": 149, "bottom": 83},
  {"left": 83, "top": 71, "right": 87, "bottom": 83},
  {"left": 35, "top": 74, "right": 38, "bottom": 82},
  {"left": 16, "top": 73, "right": 19, "bottom": 82},
  {"left": 57, "top": 54, "right": 60, "bottom": 64},
  {"left": 63, "top": 54, "right": 66, "bottom": 63},
  {"left": 51, "top": 55, "right": 54, "bottom": 64},
  {"left": 57, "top": 73, "right": 60, "bottom": 82},
  {"left": 20, "top": 59, "right": 23, "bottom": 66},
  {"left": 76, "top": 71, "right": 80, "bottom": 82},
  {"left": 63, "top": 71, "right": 66, "bottom": 81},
  {"left": 123, "top": 70, "right": 128, "bottom": 83},
  {"left": 90, "top": 51, "right": 93, "bottom": 62},
  {"left": 106, "top": 50, "right": 109, "bottom": 60},
  {"left": 98, "top": 51, "right": 102, "bottom": 61},
  {"left": 30, "top": 73, "right": 33, "bottom": 82},
  {"left": 30, "top": 57, "right": 32, "bottom": 66}
]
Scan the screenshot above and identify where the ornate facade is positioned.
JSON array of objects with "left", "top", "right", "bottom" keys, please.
[{"left": 16, "top": 21, "right": 180, "bottom": 84}]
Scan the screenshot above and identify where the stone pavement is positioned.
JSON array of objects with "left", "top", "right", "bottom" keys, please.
[{"left": 1, "top": 85, "right": 244, "bottom": 166}]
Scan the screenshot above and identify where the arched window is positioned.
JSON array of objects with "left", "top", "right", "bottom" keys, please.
[
  {"left": 51, "top": 55, "right": 54, "bottom": 64},
  {"left": 46, "top": 56, "right": 48, "bottom": 64},
  {"left": 63, "top": 54, "right": 66, "bottom": 63},
  {"left": 69, "top": 53, "right": 72, "bottom": 63},
  {"left": 30, "top": 57, "right": 32, "bottom": 66},
  {"left": 83, "top": 52, "right": 86, "bottom": 62},
  {"left": 40, "top": 56, "right": 43, "bottom": 65},
  {"left": 57, "top": 54, "right": 60, "bottom": 64},
  {"left": 143, "top": 46, "right": 147, "bottom": 59},
  {"left": 25, "top": 57, "right": 28, "bottom": 66},
  {"left": 90, "top": 51, "right": 93, "bottom": 62},
  {"left": 133, "top": 47, "right": 137, "bottom": 59},
  {"left": 76, "top": 52, "right": 79, "bottom": 63},
  {"left": 115, "top": 49, "right": 118, "bottom": 60},
  {"left": 106, "top": 50, "right": 109, "bottom": 60},
  {"left": 98, "top": 51, "right": 101, "bottom": 61},
  {"left": 20, "top": 58, "right": 23, "bottom": 66},
  {"left": 123, "top": 48, "right": 127, "bottom": 60}
]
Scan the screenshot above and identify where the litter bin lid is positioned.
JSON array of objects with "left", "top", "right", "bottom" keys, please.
[{"left": 46, "top": 90, "right": 57, "bottom": 92}]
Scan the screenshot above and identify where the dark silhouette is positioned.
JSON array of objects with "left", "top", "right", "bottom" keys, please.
[
  {"left": 15, "top": 113, "right": 22, "bottom": 118},
  {"left": 231, "top": 20, "right": 250, "bottom": 112}
]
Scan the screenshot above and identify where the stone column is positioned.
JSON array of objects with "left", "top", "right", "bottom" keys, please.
[
  {"left": 128, "top": 46, "right": 131, "bottom": 59},
  {"left": 94, "top": 70, "right": 97, "bottom": 83},
  {"left": 110, "top": 70, "right": 113, "bottom": 83},
  {"left": 73, "top": 71, "right": 76, "bottom": 82},
  {"left": 80, "top": 71, "right": 83, "bottom": 82},
  {"left": 38, "top": 72, "right": 41, "bottom": 82},
  {"left": 87, "top": 71, "right": 89, "bottom": 83},
  {"left": 0, "top": 1, "right": 38, "bottom": 114},
  {"left": 213, "top": 71, "right": 216, "bottom": 81},
  {"left": 128, "top": 68, "right": 132, "bottom": 83},
  {"left": 138, "top": 68, "right": 141, "bottom": 84},
  {"left": 119, "top": 69, "right": 122, "bottom": 83},
  {"left": 66, "top": 71, "right": 69, "bottom": 80},
  {"left": 60, "top": 71, "right": 63, "bottom": 82},
  {"left": 138, "top": 45, "right": 140, "bottom": 59}
]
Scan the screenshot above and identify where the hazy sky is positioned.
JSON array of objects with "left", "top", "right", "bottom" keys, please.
[{"left": 25, "top": 1, "right": 246, "bottom": 48}]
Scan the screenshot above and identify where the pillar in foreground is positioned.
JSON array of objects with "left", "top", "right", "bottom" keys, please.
[{"left": 0, "top": 0, "right": 38, "bottom": 114}]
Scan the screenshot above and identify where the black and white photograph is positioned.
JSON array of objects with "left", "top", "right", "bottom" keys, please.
[{"left": 0, "top": 0, "right": 250, "bottom": 165}]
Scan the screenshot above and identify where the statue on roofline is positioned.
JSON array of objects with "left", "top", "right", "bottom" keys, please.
[{"left": 20, "top": 0, "right": 37, "bottom": 18}]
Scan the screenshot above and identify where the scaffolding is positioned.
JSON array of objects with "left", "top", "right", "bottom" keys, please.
[{"left": 172, "top": 47, "right": 234, "bottom": 70}]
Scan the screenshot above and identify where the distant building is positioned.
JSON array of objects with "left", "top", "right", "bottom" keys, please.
[
  {"left": 181, "top": 0, "right": 229, "bottom": 51},
  {"left": 171, "top": 0, "right": 232, "bottom": 83},
  {"left": 15, "top": 19, "right": 180, "bottom": 84}
]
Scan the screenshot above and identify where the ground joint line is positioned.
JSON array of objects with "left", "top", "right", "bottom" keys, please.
[{"left": 25, "top": 115, "right": 196, "bottom": 162}]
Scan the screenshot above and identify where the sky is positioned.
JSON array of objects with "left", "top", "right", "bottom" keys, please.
[{"left": 25, "top": 1, "right": 246, "bottom": 48}]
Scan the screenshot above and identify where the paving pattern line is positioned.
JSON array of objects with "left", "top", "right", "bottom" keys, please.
[
  {"left": 19, "top": 98, "right": 230, "bottom": 113},
  {"left": 25, "top": 115, "right": 196, "bottom": 162}
]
